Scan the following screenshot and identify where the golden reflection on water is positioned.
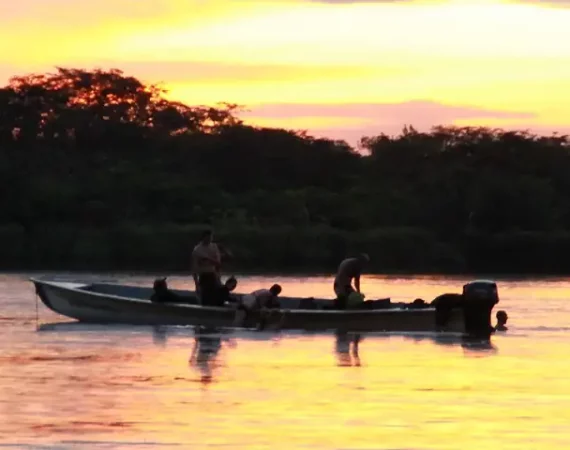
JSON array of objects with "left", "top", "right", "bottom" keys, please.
[{"left": 2, "top": 273, "right": 570, "bottom": 449}]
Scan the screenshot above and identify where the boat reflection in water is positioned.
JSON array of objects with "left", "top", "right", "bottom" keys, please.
[
  {"left": 37, "top": 323, "right": 498, "bottom": 381},
  {"left": 459, "top": 335, "right": 498, "bottom": 356},
  {"left": 333, "top": 331, "right": 498, "bottom": 367},
  {"left": 403, "top": 332, "right": 498, "bottom": 356}
]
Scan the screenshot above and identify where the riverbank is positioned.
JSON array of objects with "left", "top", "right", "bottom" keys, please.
[{"left": 4, "top": 223, "right": 570, "bottom": 275}]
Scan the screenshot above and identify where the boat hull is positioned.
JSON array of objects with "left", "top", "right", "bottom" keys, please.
[{"left": 32, "top": 279, "right": 467, "bottom": 333}]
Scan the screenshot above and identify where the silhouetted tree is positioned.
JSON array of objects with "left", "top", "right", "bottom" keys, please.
[{"left": 2, "top": 67, "right": 570, "bottom": 273}]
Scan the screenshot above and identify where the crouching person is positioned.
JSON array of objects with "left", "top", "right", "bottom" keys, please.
[{"left": 234, "top": 284, "right": 283, "bottom": 330}]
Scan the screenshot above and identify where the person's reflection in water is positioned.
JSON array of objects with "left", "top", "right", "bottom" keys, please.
[
  {"left": 335, "top": 331, "right": 361, "bottom": 367},
  {"left": 152, "top": 325, "right": 168, "bottom": 347},
  {"left": 189, "top": 327, "right": 224, "bottom": 384}
]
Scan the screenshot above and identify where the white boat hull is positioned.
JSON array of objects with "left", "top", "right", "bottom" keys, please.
[{"left": 31, "top": 278, "right": 474, "bottom": 333}]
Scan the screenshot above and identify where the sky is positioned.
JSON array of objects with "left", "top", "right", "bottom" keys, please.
[{"left": 1, "top": 0, "right": 570, "bottom": 146}]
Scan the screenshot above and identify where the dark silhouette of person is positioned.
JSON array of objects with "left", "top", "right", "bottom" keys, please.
[
  {"left": 191, "top": 230, "right": 232, "bottom": 306},
  {"left": 333, "top": 253, "right": 370, "bottom": 309},
  {"left": 235, "top": 284, "right": 283, "bottom": 329},
  {"left": 495, "top": 310, "right": 508, "bottom": 332}
]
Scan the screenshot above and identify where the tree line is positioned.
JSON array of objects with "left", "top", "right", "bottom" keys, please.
[{"left": 1, "top": 67, "right": 570, "bottom": 274}]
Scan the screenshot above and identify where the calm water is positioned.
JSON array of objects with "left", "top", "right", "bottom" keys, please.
[{"left": 1, "top": 272, "right": 570, "bottom": 449}]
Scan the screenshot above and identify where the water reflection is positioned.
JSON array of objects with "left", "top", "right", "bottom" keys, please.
[
  {"left": 189, "top": 327, "right": 228, "bottom": 384},
  {"left": 38, "top": 322, "right": 499, "bottom": 369},
  {"left": 404, "top": 333, "right": 498, "bottom": 355},
  {"left": 333, "top": 332, "right": 498, "bottom": 368},
  {"left": 334, "top": 331, "right": 361, "bottom": 367},
  {"left": 460, "top": 336, "right": 498, "bottom": 356},
  {"left": 152, "top": 325, "right": 168, "bottom": 347},
  {"left": 8, "top": 274, "right": 570, "bottom": 449}
]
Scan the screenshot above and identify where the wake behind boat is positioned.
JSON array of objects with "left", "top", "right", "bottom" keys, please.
[{"left": 31, "top": 277, "right": 500, "bottom": 336}]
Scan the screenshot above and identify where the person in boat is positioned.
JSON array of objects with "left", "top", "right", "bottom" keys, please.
[
  {"left": 495, "top": 310, "right": 508, "bottom": 332},
  {"left": 216, "top": 276, "right": 238, "bottom": 306},
  {"left": 235, "top": 284, "right": 283, "bottom": 328},
  {"left": 191, "top": 229, "right": 232, "bottom": 306},
  {"left": 242, "top": 284, "right": 282, "bottom": 311},
  {"left": 333, "top": 253, "right": 370, "bottom": 309},
  {"left": 151, "top": 277, "right": 181, "bottom": 303}
]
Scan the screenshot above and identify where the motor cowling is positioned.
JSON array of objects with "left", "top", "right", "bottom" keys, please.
[{"left": 462, "top": 280, "right": 499, "bottom": 336}]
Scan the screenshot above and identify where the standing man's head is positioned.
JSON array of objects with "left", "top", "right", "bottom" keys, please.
[{"left": 200, "top": 229, "right": 213, "bottom": 245}]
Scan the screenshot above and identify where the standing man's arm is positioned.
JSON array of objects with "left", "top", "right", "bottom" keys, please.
[
  {"left": 191, "top": 252, "right": 200, "bottom": 292},
  {"left": 218, "top": 243, "right": 233, "bottom": 259}
]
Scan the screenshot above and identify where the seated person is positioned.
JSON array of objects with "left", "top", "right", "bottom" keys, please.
[
  {"left": 216, "top": 276, "right": 238, "bottom": 306},
  {"left": 495, "top": 310, "right": 508, "bottom": 332},
  {"left": 150, "top": 278, "right": 181, "bottom": 303}
]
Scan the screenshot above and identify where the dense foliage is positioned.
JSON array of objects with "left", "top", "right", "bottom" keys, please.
[{"left": 2, "top": 67, "right": 570, "bottom": 274}]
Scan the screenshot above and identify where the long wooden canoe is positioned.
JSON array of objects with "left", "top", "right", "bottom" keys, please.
[{"left": 31, "top": 278, "right": 499, "bottom": 335}]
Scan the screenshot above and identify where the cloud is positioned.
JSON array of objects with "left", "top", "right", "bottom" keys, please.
[
  {"left": 86, "top": 61, "right": 399, "bottom": 84},
  {"left": 517, "top": 0, "right": 570, "bottom": 5},
  {"left": 306, "top": 0, "right": 442, "bottom": 4},
  {"left": 0, "top": 60, "right": 402, "bottom": 86},
  {"left": 309, "top": 0, "right": 412, "bottom": 2},
  {"left": 506, "top": 0, "right": 570, "bottom": 8},
  {"left": 312, "top": 0, "right": 570, "bottom": 6},
  {"left": 246, "top": 100, "right": 533, "bottom": 121},
  {"left": 244, "top": 100, "right": 536, "bottom": 145}
]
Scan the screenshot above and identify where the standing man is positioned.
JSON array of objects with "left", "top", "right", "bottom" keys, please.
[
  {"left": 192, "top": 229, "right": 231, "bottom": 306},
  {"left": 333, "top": 253, "right": 370, "bottom": 309}
]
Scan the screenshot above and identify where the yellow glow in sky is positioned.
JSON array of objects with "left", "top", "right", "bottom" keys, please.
[{"left": 1, "top": 0, "right": 570, "bottom": 143}]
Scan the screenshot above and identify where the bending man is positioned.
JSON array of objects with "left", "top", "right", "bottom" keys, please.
[
  {"left": 333, "top": 253, "right": 370, "bottom": 309},
  {"left": 235, "top": 284, "right": 283, "bottom": 329}
]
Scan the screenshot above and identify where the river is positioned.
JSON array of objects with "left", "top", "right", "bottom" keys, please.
[{"left": 1, "top": 272, "right": 569, "bottom": 449}]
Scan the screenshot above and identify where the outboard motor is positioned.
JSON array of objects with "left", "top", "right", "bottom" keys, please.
[{"left": 462, "top": 280, "right": 499, "bottom": 337}]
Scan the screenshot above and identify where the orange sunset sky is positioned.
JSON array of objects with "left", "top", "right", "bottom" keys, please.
[{"left": 1, "top": 0, "right": 569, "bottom": 145}]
